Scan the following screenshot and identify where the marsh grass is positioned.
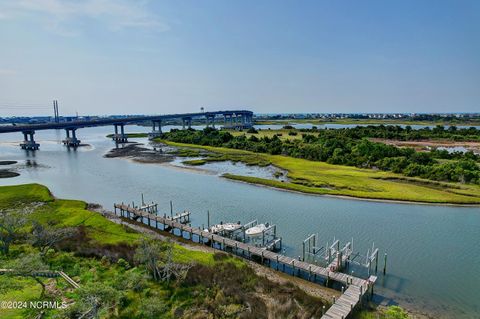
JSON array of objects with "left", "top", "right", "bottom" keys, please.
[{"left": 161, "top": 141, "right": 480, "bottom": 204}]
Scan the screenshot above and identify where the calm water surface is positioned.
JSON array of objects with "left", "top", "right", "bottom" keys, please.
[{"left": 0, "top": 126, "right": 479, "bottom": 318}]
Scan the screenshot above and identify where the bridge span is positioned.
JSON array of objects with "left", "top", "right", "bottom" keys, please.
[{"left": 0, "top": 110, "right": 253, "bottom": 150}]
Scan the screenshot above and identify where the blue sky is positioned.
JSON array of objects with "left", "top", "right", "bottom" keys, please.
[{"left": 0, "top": 0, "right": 478, "bottom": 116}]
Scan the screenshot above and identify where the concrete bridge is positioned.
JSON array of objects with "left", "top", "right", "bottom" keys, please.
[{"left": 0, "top": 110, "right": 253, "bottom": 150}]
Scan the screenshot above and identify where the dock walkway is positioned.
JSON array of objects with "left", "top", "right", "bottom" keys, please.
[
  {"left": 114, "top": 203, "right": 376, "bottom": 318},
  {"left": 0, "top": 269, "right": 80, "bottom": 289}
]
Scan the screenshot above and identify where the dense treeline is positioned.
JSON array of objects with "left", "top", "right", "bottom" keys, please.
[
  {"left": 162, "top": 127, "right": 480, "bottom": 184},
  {"left": 300, "top": 124, "right": 480, "bottom": 141},
  {"left": 406, "top": 114, "right": 480, "bottom": 122}
]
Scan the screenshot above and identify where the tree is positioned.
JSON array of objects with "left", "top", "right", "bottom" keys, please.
[
  {"left": 30, "top": 221, "right": 77, "bottom": 257},
  {"left": 75, "top": 283, "right": 120, "bottom": 319},
  {"left": 8, "top": 253, "right": 49, "bottom": 297},
  {"left": 0, "top": 208, "right": 27, "bottom": 255},
  {"left": 138, "top": 297, "right": 168, "bottom": 318},
  {"left": 134, "top": 237, "right": 165, "bottom": 281},
  {"left": 134, "top": 237, "right": 191, "bottom": 283}
]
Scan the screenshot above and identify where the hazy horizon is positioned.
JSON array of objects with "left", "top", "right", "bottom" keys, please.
[{"left": 1, "top": 0, "right": 479, "bottom": 117}]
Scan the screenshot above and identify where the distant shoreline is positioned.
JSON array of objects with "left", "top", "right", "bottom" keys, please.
[{"left": 255, "top": 119, "right": 480, "bottom": 127}]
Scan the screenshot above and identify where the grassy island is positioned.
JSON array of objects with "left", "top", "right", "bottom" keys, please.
[{"left": 156, "top": 126, "right": 480, "bottom": 205}]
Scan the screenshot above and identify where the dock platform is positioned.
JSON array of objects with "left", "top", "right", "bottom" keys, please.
[{"left": 113, "top": 203, "right": 376, "bottom": 318}]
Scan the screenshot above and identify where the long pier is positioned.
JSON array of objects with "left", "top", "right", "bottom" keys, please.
[{"left": 114, "top": 203, "right": 377, "bottom": 318}]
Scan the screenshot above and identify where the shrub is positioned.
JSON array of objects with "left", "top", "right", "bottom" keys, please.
[{"left": 117, "top": 258, "right": 130, "bottom": 270}]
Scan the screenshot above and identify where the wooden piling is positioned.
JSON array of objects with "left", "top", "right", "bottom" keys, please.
[
  {"left": 383, "top": 253, "right": 387, "bottom": 275},
  {"left": 113, "top": 202, "right": 377, "bottom": 319}
]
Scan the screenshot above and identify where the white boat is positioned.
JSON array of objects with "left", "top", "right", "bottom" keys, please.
[
  {"left": 209, "top": 223, "right": 241, "bottom": 234},
  {"left": 245, "top": 223, "right": 267, "bottom": 237}
]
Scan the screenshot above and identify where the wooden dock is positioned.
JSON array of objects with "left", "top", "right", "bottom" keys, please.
[
  {"left": 114, "top": 203, "right": 376, "bottom": 318},
  {"left": 322, "top": 280, "right": 374, "bottom": 319}
]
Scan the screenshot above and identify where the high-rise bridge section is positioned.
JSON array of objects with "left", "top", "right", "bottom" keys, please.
[{"left": 0, "top": 110, "right": 253, "bottom": 150}]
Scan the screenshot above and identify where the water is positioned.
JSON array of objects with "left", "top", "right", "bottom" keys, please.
[
  {"left": 171, "top": 158, "right": 289, "bottom": 182},
  {"left": 434, "top": 146, "right": 479, "bottom": 155},
  {"left": 0, "top": 126, "right": 479, "bottom": 318}
]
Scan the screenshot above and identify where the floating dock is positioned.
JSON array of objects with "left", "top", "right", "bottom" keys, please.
[{"left": 114, "top": 203, "right": 377, "bottom": 319}]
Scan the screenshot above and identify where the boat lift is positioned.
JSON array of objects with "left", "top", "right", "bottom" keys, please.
[{"left": 301, "top": 234, "right": 383, "bottom": 276}]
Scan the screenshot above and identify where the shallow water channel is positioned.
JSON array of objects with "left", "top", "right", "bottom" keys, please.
[{"left": 0, "top": 125, "right": 479, "bottom": 318}]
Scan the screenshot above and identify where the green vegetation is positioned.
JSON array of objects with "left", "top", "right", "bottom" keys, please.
[
  {"left": 0, "top": 183, "right": 52, "bottom": 209},
  {"left": 182, "top": 159, "right": 207, "bottom": 166},
  {"left": 355, "top": 306, "right": 409, "bottom": 319},
  {"left": 0, "top": 184, "right": 210, "bottom": 261},
  {"left": 160, "top": 127, "right": 480, "bottom": 186},
  {"left": 0, "top": 276, "right": 42, "bottom": 319},
  {"left": 256, "top": 116, "right": 480, "bottom": 126},
  {"left": 159, "top": 139, "right": 480, "bottom": 204},
  {"left": 175, "top": 148, "right": 201, "bottom": 157},
  {"left": 231, "top": 128, "right": 307, "bottom": 141},
  {"left": 1, "top": 184, "right": 332, "bottom": 318},
  {"left": 298, "top": 124, "right": 480, "bottom": 141}
]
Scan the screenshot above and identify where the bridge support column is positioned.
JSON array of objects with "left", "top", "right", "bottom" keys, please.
[
  {"left": 62, "top": 128, "right": 81, "bottom": 147},
  {"left": 148, "top": 120, "right": 163, "bottom": 140},
  {"left": 230, "top": 112, "right": 253, "bottom": 130},
  {"left": 112, "top": 124, "right": 128, "bottom": 143},
  {"left": 223, "top": 114, "right": 233, "bottom": 129},
  {"left": 246, "top": 113, "right": 253, "bottom": 127},
  {"left": 240, "top": 113, "right": 245, "bottom": 126},
  {"left": 206, "top": 115, "right": 215, "bottom": 128},
  {"left": 181, "top": 117, "right": 192, "bottom": 130},
  {"left": 20, "top": 131, "right": 40, "bottom": 150},
  {"left": 231, "top": 114, "right": 239, "bottom": 130}
]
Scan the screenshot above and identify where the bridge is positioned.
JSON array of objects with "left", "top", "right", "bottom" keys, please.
[{"left": 0, "top": 110, "right": 253, "bottom": 150}]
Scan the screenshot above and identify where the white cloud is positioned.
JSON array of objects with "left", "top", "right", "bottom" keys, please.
[{"left": 0, "top": 0, "right": 169, "bottom": 35}]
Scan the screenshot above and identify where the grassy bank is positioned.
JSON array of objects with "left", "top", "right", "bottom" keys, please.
[
  {"left": 0, "top": 184, "right": 336, "bottom": 318},
  {"left": 161, "top": 141, "right": 480, "bottom": 204},
  {"left": 0, "top": 184, "right": 214, "bottom": 263}
]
